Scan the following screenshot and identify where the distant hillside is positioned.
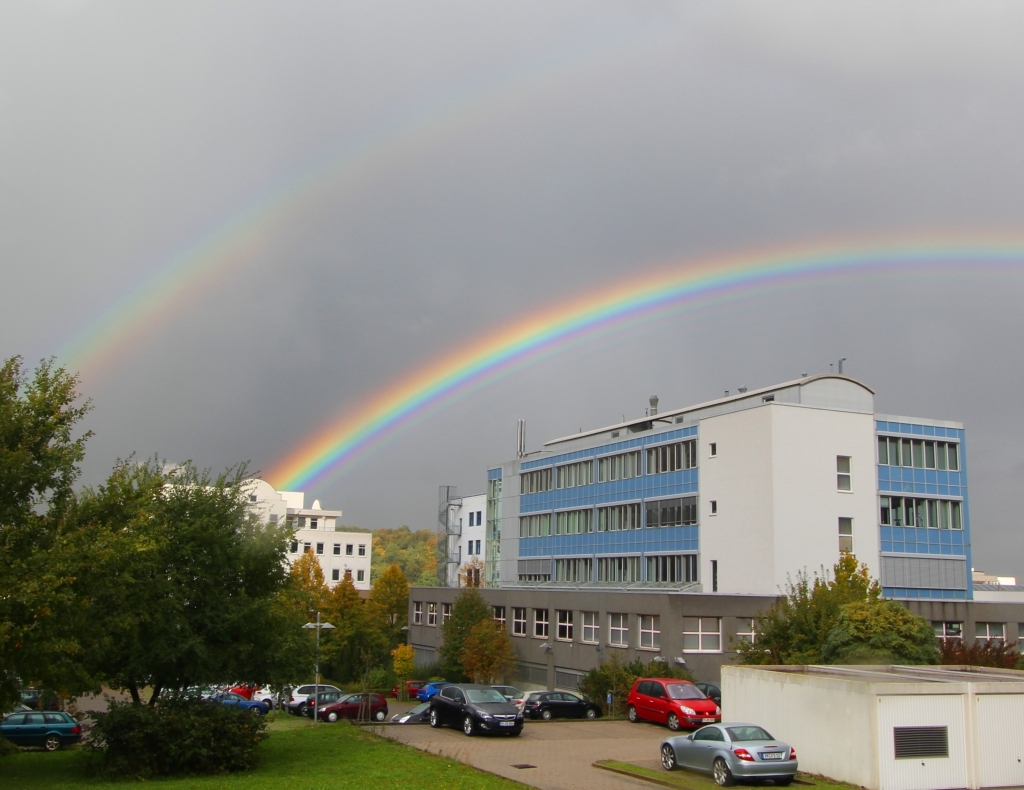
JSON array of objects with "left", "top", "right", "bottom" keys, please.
[{"left": 366, "top": 526, "right": 438, "bottom": 586}]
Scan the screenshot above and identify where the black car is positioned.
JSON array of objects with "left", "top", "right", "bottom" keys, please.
[
  {"left": 429, "top": 684, "right": 523, "bottom": 736},
  {"left": 695, "top": 682, "right": 721, "bottom": 706},
  {"left": 20, "top": 689, "right": 60, "bottom": 711},
  {"left": 523, "top": 691, "right": 601, "bottom": 720},
  {"left": 285, "top": 687, "right": 342, "bottom": 716}
]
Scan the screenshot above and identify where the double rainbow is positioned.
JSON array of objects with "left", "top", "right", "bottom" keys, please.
[{"left": 267, "top": 236, "right": 1024, "bottom": 491}]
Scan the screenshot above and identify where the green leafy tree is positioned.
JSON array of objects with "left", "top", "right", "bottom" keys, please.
[
  {"left": 370, "top": 562, "right": 410, "bottom": 648},
  {"left": 459, "top": 620, "right": 517, "bottom": 684},
  {"left": 370, "top": 526, "right": 437, "bottom": 586},
  {"left": 321, "top": 574, "right": 390, "bottom": 683},
  {"left": 0, "top": 356, "right": 92, "bottom": 712},
  {"left": 578, "top": 655, "right": 692, "bottom": 717},
  {"left": 737, "top": 555, "right": 935, "bottom": 666},
  {"left": 439, "top": 588, "right": 492, "bottom": 679}
]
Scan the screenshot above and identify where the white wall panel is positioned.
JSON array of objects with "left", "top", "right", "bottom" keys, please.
[
  {"left": 976, "top": 694, "right": 1024, "bottom": 788},
  {"left": 877, "top": 695, "right": 967, "bottom": 790}
]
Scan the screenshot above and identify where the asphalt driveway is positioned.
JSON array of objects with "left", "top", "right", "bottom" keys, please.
[{"left": 370, "top": 715, "right": 671, "bottom": 790}]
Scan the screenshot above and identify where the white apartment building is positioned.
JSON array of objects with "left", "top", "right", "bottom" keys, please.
[{"left": 246, "top": 479, "right": 371, "bottom": 591}]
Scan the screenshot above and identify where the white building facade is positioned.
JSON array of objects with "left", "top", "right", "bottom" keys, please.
[{"left": 246, "top": 479, "right": 371, "bottom": 591}]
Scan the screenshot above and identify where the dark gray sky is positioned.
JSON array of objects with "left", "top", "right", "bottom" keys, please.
[{"left": 3, "top": 2, "right": 1024, "bottom": 576}]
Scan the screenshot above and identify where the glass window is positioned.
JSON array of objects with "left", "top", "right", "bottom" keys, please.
[
  {"left": 554, "top": 558, "right": 592, "bottom": 582},
  {"left": 331, "top": 569, "right": 340, "bottom": 581},
  {"left": 596, "top": 556, "right": 641, "bottom": 582},
  {"left": 936, "top": 442, "right": 947, "bottom": 470},
  {"left": 736, "top": 619, "right": 756, "bottom": 644},
  {"left": 912, "top": 440, "right": 924, "bottom": 468},
  {"left": 878, "top": 436, "right": 888, "bottom": 465},
  {"left": 316, "top": 542, "right": 324, "bottom": 555},
  {"left": 951, "top": 501, "right": 962, "bottom": 530},
  {"left": 597, "top": 503, "right": 643, "bottom": 532},
  {"left": 646, "top": 440, "right": 697, "bottom": 474},
  {"left": 646, "top": 554, "right": 698, "bottom": 583},
  {"left": 932, "top": 621, "right": 963, "bottom": 641},
  {"left": 948, "top": 443, "right": 959, "bottom": 471},
  {"left": 346, "top": 544, "right": 353, "bottom": 556},
  {"left": 582, "top": 611, "right": 599, "bottom": 643},
  {"left": 839, "top": 518, "right": 853, "bottom": 553},
  {"left": 442, "top": 603, "right": 451, "bottom": 624},
  {"left": 358, "top": 544, "right": 366, "bottom": 557},
  {"left": 880, "top": 497, "right": 891, "bottom": 526},
  {"left": 289, "top": 540, "right": 298, "bottom": 553},
  {"left": 512, "top": 607, "right": 526, "bottom": 636},
  {"left": 556, "top": 460, "right": 594, "bottom": 489},
  {"left": 598, "top": 451, "right": 641, "bottom": 482},
  {"left": 925, "top": 442, "right": 936, "bottom": 469},
  {"left": 493, "top": 606, "right": 506, "bottom": 627},
  {"left": 709, "top": 442, "right": 717, "bottom": 457},
  {"left": 645, "top": 497, "right": 697, "bottom": 529},
  {"left": 837, "top": 456, "right": 852, "bottom": 491},
  {"left": 520, "top": 468, "right": 553, "bottom": 494},
  {"left": 534, "top": 609, "right": 549, "bottom": 638},
  {"left": 303, "top": 542, "right": 311, "bottom": 553},
  {"left": 427, "top": 603, "right": 437, "bottom": 627},
  {"left": 310, "top": 518, "right": 318, "bottom": 530},
  {"left": 976, "top": 622, "right": 1005, "bottom": 643},
  {"left": 639, "top": 615, "right": 660, "bottom": 649},
  {"left": 609, "top": 613, "right": 628, "bottom": 646},
  {"left": 556, "top": 610, "right": 573, "bottom": 641},
  {"left": 519, "top": 514, "right": 551, "bottom": 538},
  {"left": 710, "top": 500, "right": 718, "bottom": 515},
  {"left": 683, "top": 617, "right": 721, "bottom": 652},
  {"left": 889, "top": 437, "right": 901, "bottom": 466},
  {"left": 413, "top": 602, "right": 423, "bottom": 624},
  {"left": 555, "top": 509, "right": 593, "bottom": 534},
  {"left": 901, "top": 438, "right": 913, "bottom": 467},
  {"left": 333, "top": 543, "right": 341, "bottom": 555}
]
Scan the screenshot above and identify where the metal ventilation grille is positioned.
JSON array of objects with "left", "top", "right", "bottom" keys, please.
[{"left": 894, "top": 726, "right": 949, "bottom": 759}]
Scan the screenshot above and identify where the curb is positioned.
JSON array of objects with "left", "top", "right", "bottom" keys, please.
[{"left": 592, "top": 761, "right": 684, "bottom": 789}]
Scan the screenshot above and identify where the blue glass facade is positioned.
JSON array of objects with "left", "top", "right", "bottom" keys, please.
[
  {"left": 875, "top": 420, "right": 972, "bottom": 600},
  {"left": 516, "top": 426, "right": 700, "bottom": 579}
]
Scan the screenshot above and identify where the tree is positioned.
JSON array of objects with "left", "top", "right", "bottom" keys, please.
[
  {"left": 0, "top": 356, "right": 92, "bottom": 712},
  {"left": 438, "top": 589, "right": 493, "bottom": 679},
  {"left": 737, "top": 555, "right": 935, "bottom": 666},
  {"left": 371, "top": 526, "right": 437, "bottom": 586},
  {"left": 459, "top": 557, "right": 484, "bottom": 588},
  {"left": 288, "top": 551, "right": 328, "bottom": 615},
  {"left": 459, "top": 620, "right": 517, "bottom": 684},
  {"left": 392, "top": 643, "right": 416, "bottom": 696},
  {"left": 321, "top": 574, "right": 389, "bottom": 683},
  {"left": 940, "top": 638, "right": 1021, "bottom": 669},
  {"left": 578, "top": 655, "right": 692, "bottom": 717},
  {"left": 370, "top": 563, "right": 410, "bottom": 647}
]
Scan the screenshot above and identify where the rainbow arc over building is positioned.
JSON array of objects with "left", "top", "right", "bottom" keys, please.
[{"left": 267, "top": 236, "right": 1024, "bottom": 491}]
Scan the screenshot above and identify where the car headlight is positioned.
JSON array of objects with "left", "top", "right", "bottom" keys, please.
[
  {"left": 481, "top": 713, "right": 495, "bottom": 720},
  {"left": 399, "top": 715, "right": 410, "bottom": 723},
  {"left": 318, "top": 707, "right": 327, "bottom": 713},
  {"left": 679, "top": 706, "right": 696, "bottom": 716},
  {"left": 715, "top": 705, "right": 721, "bottom": 715}
]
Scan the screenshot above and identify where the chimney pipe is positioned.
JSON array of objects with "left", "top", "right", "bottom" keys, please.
[
  {"left": 738, "top": 386, "right": 748, "bottom": 394},
  {"left": 838, "top": 357, "right": 847, "bottom": 375},
  {"left": 649, "top": 395, "right": 659, "bottom": 416}
]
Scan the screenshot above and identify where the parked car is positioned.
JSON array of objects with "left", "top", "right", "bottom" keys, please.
[
  {"left": 392, "top": 680, "right": 427, "bottom": 700},
  {"left": 696, "top": 682, "right": 722, "bottom": 707},
  {"left": 284, "top": 684, "right": 341, "bottom": 716},
  {"left": 429, "top": 684, "right": 523, "bottom": 736},
  {"left": 300, "top": 690, "right": 346, "bottom": 717},
  {"left": 661, "top": 723, "right": 798, "bottom": 787},
  {"left": 1, "top": 711, "right": 81, "bottom": 751},
  {"left": 390, "top": 702, "right": 431, "bottom": 724},
  {"left": 318, "top": 693, "right": 388, "bottom": 722},
  {"left": 416, "top": 681, "right": 452, "bottom": 702},
  {"left": 253, "top": 686, "right": 288, "bottom": 710},
  {"left": 522, "top": 690, "right": 601, "bottom": 720},
  {"left": 490, "top": 685, "right": 521, "bottom": 702},
  {"left": 229, "top": 684, "right": 257, "bottom": 699},
  {"left": 509, "top": 693, "right": 527, "bottom": 713},
  {"left": 627, "top": 678, "right": 720, "bottom": 731},
  {"left": 19, "top": 689, "right": 60, "bottom": 711},
  {"left": 211, "top": 692, "right": 272, "bottom": 715}
]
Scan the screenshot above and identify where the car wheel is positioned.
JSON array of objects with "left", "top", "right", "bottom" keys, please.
[
  {"left": 661, "top": 744, "right": 677, "bottom": 771},
  {"left": 463, "top": 716, "right": 475, "bottom": 736},
  {"left": 43, "top": 735, "right": 62, "bottom": 752},
  {"left": 541, "top": 709, "right": 553, "bottom": 721},
  {"left": 667, "top": 713, "right": 681, "bottom": 731},
  {"left": 713, "top": 758, "right": 736, "bottom": 787},
  {"left": 298, "top": 704, "right": 308, "bottom": 717},
  {"left": 627, "top": 705, "right": 639, "bottom": 723},
  {"left": 327, "top": 711, "right": 339, "bottom": 722},
  {"left": 429, "top": 709, "right": 441, "bottom": 728},
  {"left": 585, "top": 708, "right": 597, "bottom": 720},
  {"left": 374, "top": 710, "right": 386, "bottom": 722},
  {"left": 250, "top": 706, "right": 263, "bottom": 715}
]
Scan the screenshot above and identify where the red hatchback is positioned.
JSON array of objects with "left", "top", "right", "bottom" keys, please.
[
  {"left": 392, "top": 680, "right": 427, "bottom": 700},
  {"left": 317, "top": 692, "right": 389, "bottom": 723},
  {"left": 626, "top": 678, "right": 720, "bottom": 731}
]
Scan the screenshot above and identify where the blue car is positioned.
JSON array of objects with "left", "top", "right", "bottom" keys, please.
[
  {"left": 417, "top": 682, "right": 452, "bottom": 702},
  {"left": 211, "top": 692, "right": 272, "bottom": 715},
  {"left": 1, "top": 711, "right": 82, "bottom": 751}
]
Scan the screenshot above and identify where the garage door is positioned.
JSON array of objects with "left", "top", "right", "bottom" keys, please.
[
  {"left": 976, "top": 694, "right": 1024, "bottom": 788},
  {"left": 877, "top": 695, "right": 967, "bottom": 790}
]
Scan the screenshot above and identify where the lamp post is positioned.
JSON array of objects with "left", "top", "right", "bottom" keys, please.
[{"left": 303, "top": 612, "right": 336, "bottom": 724}]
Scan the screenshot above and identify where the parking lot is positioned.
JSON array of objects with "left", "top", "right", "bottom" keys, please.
[{"left": 370, "top": 710, "right": 670, "bottom": 790}]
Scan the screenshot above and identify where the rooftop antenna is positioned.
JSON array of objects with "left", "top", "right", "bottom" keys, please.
[
  {"left": 649, "top": 395, "right": 659, "bottom": 416},
  {"left": 516, "top": 419, "right": 526, "bottom": 458},
  {"left": 829, "top": 363, "right": 833, "bottom": 373},
  {"left": 801, "top": 372, "right": 808, "bottom": 378},
  {"left": 838, "top": 357, "right": 847, "bottom": 375},
  {"left": 724, "top": 390, "right": 729, "bottom": 396}
]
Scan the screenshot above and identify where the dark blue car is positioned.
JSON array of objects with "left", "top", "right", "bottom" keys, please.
[
  {"left": 417, "top": 682, "right": 452, "bottom": 702},
  {"left": 211, "top": 692, "right": 271, "bottom": 715},
  {"left": 1, "top": 711, "right": 81, "bottom": 751}
]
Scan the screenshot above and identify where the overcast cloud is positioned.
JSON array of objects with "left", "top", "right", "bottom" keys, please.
[{"left": 2, "top": 1, "right": 1024, "bottom": 576}]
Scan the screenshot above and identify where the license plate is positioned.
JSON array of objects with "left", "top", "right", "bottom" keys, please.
[
  {"left": 702, "top": 718, "right": 715, "bottom": 723},
  {"left": 500, "top": 721, "right": 515, "bottom": 727},
  {"left": 761, "top": 753, "right": 784, "bottom": 760}
]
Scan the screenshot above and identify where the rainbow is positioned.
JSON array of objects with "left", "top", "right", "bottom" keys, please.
[
  {"left": 55, "top": 26, "right": 653, "bottom": 381},
  {"left": 267, "top": 236, "right": 1024, "bottom": 491}
]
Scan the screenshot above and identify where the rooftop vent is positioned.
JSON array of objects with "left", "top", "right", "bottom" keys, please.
[
  {"left": 738, "top": 386, "right": 748, "bottom": 394},
  {"left": 649, "top": 395, "right": 659, "bottom": 416}
]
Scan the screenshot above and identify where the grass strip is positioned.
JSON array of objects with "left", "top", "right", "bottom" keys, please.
[
  {"left": 596, "top": 761, "right": 862, "bottom": 790},
  {"left": 3, "top": 715, "right": 531, "bottom": 790}
]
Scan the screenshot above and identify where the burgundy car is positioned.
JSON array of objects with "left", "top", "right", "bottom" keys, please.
[{"left": 318, "top": 692, "right": 388, "bottom": 722}]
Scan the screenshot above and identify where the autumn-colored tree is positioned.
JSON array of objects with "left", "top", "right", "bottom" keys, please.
[
  {"left": 370, "top": 526, "right": 437, "bottom": 586},
  {"left": 439, "top": 588, "right": 493, "bottom": 679},
  {"left": 321, "top": 573, "right": 389, "bottom": 682},
  {"left": 371, "top": 563, "right": 410, "bottom": 639},
  {"left": 459, "top": 557, "right": 484, "bottom": 588},
  {"left": 459, "top": 620, "right": 517, "bottom": 685},
  {"left": 288, "top": 551, "right": 328, "bottom": 615},
  {"left": 940, "top": 638, "right": 1021, "bottom": 668},
  {"left": 392, "top": 644, "right": 416, "bottom": 697}
]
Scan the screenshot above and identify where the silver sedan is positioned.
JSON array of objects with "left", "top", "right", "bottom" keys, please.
[{"left": 661, "top": 722, "right": 798, "bottom": 787}]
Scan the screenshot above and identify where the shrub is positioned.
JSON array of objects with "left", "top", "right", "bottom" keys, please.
[
  {"left": 940, "top": 638, "right": 1021, "bottom": 668},
  {"left": 578, "top": 655, "right": 693, "bottom": 717},
  {"left": 87, "top": 698, "right": 267, "bottom": 778},
  {"left": 0, "top": 735, "right": 20, "bottom": 757}
]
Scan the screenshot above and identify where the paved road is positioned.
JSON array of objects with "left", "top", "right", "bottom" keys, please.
[{"left": 371, "top": 716, "right": 671, "bottom": 790}]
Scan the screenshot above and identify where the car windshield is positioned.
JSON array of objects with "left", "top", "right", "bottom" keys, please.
[
  {"left": 727, "top": 726, "right": 774, "bottom": 742},
  {"left": 466, "top": 689, "right": 507, "bottom": 704},
  {"left": 666, "top": 683, "right": 706, "bottom": 700},
  {"left": 339, "top": 694, "right": 362, "bottom": 704},
  {"left": 409, "top": 703, "right": 430, "bottom": 715}
]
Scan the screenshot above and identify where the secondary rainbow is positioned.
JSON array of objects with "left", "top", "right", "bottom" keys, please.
[{"left": 268, "top": 236, "right": 1024, "bottom": 491}]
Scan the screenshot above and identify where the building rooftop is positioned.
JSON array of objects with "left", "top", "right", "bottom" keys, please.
[{"left": 745, "top": 664, "right": 1024, "bottom": 685}]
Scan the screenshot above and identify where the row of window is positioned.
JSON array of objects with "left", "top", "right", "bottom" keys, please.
[
  {"left": 934, "top": 621, "right": 1023, "bottom": 644},
  {"left": 878, "top": 437, "right": 960, "bottom": 471},
  {"left": 329, "top": 568, "right": 365, "bottom": 582},
  {"left": 488, "top": 607, "right": 750, "bottom": 652},
  {"left": 880, "top": 497, "right": 963, "bottom": 530},
  {"left": 287, "top": 515, "right": 325, "bottom": 529},
  {"left": 521, "top": 440, "right": 699, "bottom": 494},
  {"left": 464, "top": 539, "right": 482, "bottom": 556},
  {"left": 289, "top": 540, "right": 367, "bottom": 557},
  {"left": 519, "top": 553, "right": 700, "bottom": 584},
  {"left": 519, "top": 497, "right": 698, "bottom": 537},
  {"left": 466, "top": 510, "right": 483, "bottom": 527}
]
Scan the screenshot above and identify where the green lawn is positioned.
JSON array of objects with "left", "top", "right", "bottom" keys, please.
[
  {"left": 3, "top": 714, "right": 530, "bottom": 790},
  {"left": 597, "top": 760, "right": 863, "bottom": 790}
]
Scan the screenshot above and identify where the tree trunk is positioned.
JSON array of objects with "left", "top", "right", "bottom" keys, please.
[
  {"left": 148, "top": 683, "right": 163, "bottom": 706},
  {"left": 128, "top": 682, "right": 141, "bottom": 706}
]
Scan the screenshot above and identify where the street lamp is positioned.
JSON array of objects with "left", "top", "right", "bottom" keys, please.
[{"left": 303, "top": 612, "right": 336, "bottom": 724}]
